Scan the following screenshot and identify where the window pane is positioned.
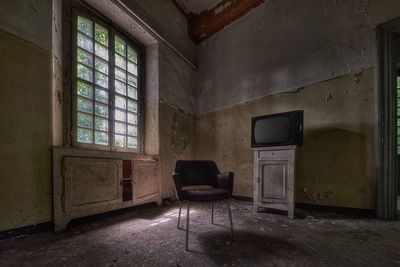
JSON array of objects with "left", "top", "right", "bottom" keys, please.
[
  {"left": 115, "top": 68, "right": 126, "bottom": 82},
  {"left": 95, "top": 117, "right": 108, "bottom": 131},
  {"left": 115, "top": 80, "right": 126, "bottom": 96},
  {"left": 115, "top": 54, "right": 126, "bottom": 70},
  {"left": 77, "top": 97, "right": 93, "bottom": 113},
  {"left": 77, "top": 48, "right": 93, "bottom": 67},
  {"left": 115, "top": 122, "right": 126, "bottom": 134},
  {"left": 77, "top": 127, "right": 93, "bottom": 143},
  {"left": 115, "top": 134, "right": 126, "bottom": 147},
  {"left": 77, "top": 81, "right": 93, "bottom": 99},
  {"left": 115, "top": 36, "right": 126, "bottom": 56},
  {"left": 95, "top": 24, "right": 108, "bottom": 47},
  {"left": 95, "top": 57, "right": 108, "bottom": 74},
  {"left": 127, "top": 86, "right": 137, "bottom": 99},
  {"left": 95, "top": 88, "right": 108, "bottom": 104},
  {"left": 77, "top": 16, "right": 93, "bottom": 37},
  {"left": 115, "top": 109, "right": 126, "bottom": 122},
  {"left": 95, "top": 43, "right": 108, "bottom": 61},
  {"left": 95, "top": 71, "right": 108, "bottom": 88},
  {"left": 77, "top": 32, "right": 93, "bottom": 52},
  {"left": 127, "top": 113, "right": 137, "bottom": 124},
  {"left": 77, "top": 112, "right": 93, "bottom": 128},
  {"left": 127, "top": 46, "right": 137, "bottom": 63},
  {"left": 128, "top": 74, "right": 137, "bottom": 87},
  {"left": 95, "top": 103, "right": 108, "bottom": 118},
  {"left": 127, "top": 124, "right": 137, "bottom": 136},
  {"left": 95, "top": 131, "right": 108, "bottom": 145},
  {"left": 127, "top": 100, "right": 137, "bottom": 112},
  {"left": 127, "top": 136, "right": 137, "bottom": 148},
  {"left": 128, "top": 61, "right": 137, "bottom": 75},
  {"left": 115, "top": 95, "right": 126, "bottom": 109},
  {"left": 77, "top": 64, "right": 93, "bottom": 82}
]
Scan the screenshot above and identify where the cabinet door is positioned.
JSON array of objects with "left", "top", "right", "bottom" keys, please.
[
  {"left": 258, "top": 160, "right": 288, "bottom": 203},
  {"left": 63, "top": 157, "right": 122, "bottom": 213},
  {"left": 133, "top": 160, "right": 159, "bottom": 201}
]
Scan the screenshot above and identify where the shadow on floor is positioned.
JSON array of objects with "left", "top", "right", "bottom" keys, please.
[{"left": 190, "top": 230, "right": 311, "bottom": 266}]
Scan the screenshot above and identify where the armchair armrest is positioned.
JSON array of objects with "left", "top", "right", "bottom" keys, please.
[{"left": 217, "top": 171, "right": 234, "bottom": 195}]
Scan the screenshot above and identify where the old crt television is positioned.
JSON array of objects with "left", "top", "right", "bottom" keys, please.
[{"left": 251, "top": 110, "right": 304, "bottom": 147}]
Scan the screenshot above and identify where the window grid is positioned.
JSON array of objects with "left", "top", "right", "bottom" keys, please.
[
  {"left": 113, "top": 35, "right": 139, "bottom": 149},
  {"left": 73, "top": 14, "right": 140, "bottom": 151}
]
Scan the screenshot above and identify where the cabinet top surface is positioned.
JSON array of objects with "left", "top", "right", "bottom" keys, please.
[{"left": 252, "top": 145, "right": 297, "bottom": 151}]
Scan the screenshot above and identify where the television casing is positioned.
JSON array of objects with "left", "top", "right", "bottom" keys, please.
[{"left": 251, "top": 110, "right": 304, "bottom": 148}]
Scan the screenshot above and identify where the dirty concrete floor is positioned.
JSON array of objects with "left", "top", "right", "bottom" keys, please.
[{"left": 0, "top": 200, "right": 400, "bottom": 267}]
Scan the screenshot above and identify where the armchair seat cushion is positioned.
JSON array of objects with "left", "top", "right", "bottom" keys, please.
[{"left": 181, "top": 188, "right": 230, "bottom": 202}]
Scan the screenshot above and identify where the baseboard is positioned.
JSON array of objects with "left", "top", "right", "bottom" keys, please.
[
  {"left": 296, "top": 203, "right": 375, "bottom": 217},
  {"left": 231, "top": 196, "right": 374, "bottom": 217},
  {"left": 0, "top": 222, "right": 53, "bottom": 240},
  {"left": 232, "top": 195, "right": 253, "bottom": 202},
  {"left": 0, "top": 202, "right": 159, "bottom": 239}
]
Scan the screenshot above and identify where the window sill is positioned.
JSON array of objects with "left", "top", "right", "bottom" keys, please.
[{"left": 52, "top": 145, "right": 159, "bottom": 161}]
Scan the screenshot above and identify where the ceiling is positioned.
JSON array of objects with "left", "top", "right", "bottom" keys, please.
[
  {"left": 174, "top": 0, "right": 222, "bottom": 15},
  {"left": 173, "top": 0, "right": 265, "bottom": 44}
]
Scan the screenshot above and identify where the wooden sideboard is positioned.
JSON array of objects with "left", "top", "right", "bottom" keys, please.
[{"left": 53, "top": 147, "right": 161, "bottom": 232}]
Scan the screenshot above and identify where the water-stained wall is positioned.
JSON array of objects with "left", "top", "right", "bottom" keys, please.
[
  {"left": 0, "top": 29, "right": 52, "bottom": 231},
  {"left": 195, "top": 68, "right": 376, "bottom": 209},
  {"left": 194, "top": 0, "right": 400, "bottom": 209},
  {"left": 0, "top": 0, "right": 197, "bottom": 232},
  {"left": 197, "top": 0, "right": 400, "bottom": 114}
]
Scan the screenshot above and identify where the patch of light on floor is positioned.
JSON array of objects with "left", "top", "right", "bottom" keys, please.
[{"left": 146, "top": 208, "right": 197, "bottom": 227}]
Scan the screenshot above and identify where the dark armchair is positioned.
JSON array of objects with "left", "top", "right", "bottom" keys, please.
[{"left": 172, "top": 160, "right": 235, "bottom": 250}]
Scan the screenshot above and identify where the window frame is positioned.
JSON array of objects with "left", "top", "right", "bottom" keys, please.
[{"left": 64, "top": 1, "right": 145, "bottom": 153}]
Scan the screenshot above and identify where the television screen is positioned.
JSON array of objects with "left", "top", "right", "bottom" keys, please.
[
  {"left": 251, "top": 110, "right": 303, "bottom": 147},
  {"left": 254, "top": 116, "right": 291, "bottom": 144}
]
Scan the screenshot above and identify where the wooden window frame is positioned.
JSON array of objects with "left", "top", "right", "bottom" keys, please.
[{"left": 63, "top": 0, "right": 145, "bottom": 153}]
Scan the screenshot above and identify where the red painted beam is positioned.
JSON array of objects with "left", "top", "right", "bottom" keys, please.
[{"left": 188, "top": 0, "right": 265, "bottom": 44}]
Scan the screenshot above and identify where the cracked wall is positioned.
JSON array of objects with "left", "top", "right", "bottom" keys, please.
[
  {"left": 196, "top": 0, "right": 400, "bottom": 114},
  {"left": 0, "top": 0, "right": 197, "bottom": 232},
  {"left": 195, "top": 68, "right": 376, "bottom": 209},
  {"left": 193, "top": 0, "right": 400, "bottom": 209}
]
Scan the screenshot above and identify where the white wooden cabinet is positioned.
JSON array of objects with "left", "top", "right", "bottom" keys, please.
[
  {"left": 53, "top": 147, "right": 161, "bottom": 232},
  {"left": 253, "top": 146, "right": 296, "bottom": 218}
]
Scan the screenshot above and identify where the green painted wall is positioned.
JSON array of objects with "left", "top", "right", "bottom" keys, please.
[{"left": 0, "top": 30, "right": 52, "bottom": 231}]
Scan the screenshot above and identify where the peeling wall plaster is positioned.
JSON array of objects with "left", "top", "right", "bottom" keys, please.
[
  {"left": 196, "top": 0, "right": 397, "bottom": 114},
  {"left": 195, "top": 68, "right": 376, "bottom": 209},
  {"left": 171, "top": 109, "right": 193, "bottom": 157}
]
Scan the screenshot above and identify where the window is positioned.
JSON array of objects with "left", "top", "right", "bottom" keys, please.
[{"left": 71, "top": 10, "right": 142, "bottom": 152}]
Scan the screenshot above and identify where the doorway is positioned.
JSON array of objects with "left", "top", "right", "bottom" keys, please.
[{"left": 377, "top": 19, "right": 400, "bottom": 219}]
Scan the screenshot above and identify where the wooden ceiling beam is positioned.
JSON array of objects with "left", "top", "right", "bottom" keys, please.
[{"left": 188, "top": 0, "right": 265, "bottom": 44}]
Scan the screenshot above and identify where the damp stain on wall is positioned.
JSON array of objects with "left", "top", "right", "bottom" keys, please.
[{"left": 170, "top": 109, "right": 193, "bottom": 156}]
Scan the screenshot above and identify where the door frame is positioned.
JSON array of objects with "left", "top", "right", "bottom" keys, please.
[{"left": 377, "top": 18, "right": 400, "bottom": 219}]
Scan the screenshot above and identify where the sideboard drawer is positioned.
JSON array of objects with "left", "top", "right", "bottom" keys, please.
[{"left": 259, "top": 150, "right": 289, "bottom": 159}]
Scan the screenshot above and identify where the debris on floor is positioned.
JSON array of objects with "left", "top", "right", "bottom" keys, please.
[{"left": 0, "top": 200, "right": 400, "bottom": 266}]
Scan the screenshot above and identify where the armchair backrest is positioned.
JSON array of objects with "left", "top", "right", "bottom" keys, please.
[{"left": 174, "top": 160, "right": 220, "bottom": 188}]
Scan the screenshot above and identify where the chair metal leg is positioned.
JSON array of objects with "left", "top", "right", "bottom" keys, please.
[
  {"left": 186, "top": 201, "right": 190, "bottom": 251},
  {"left": 227, "top": 200, "right": 235, "bottom": 241},
  {"left": 177, "top": 201, "right": 183, "bottom": 229},
  {"left": 211, "top": 202, "right": 214, "bottom": 224}
]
